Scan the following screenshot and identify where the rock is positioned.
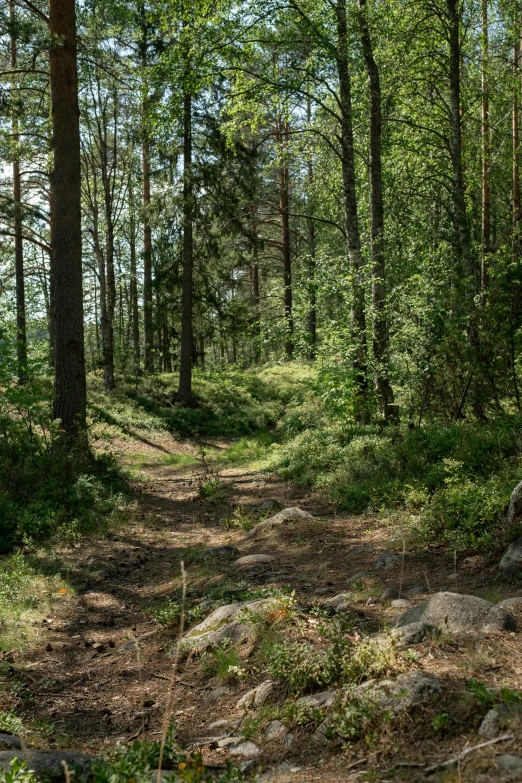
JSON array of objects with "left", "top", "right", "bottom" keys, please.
[
  {"left": 346, "top": 547, "right": 374, "bottom": 559},
  {"left": 236, "top": 680, "right": 275, "bottom": 709},
  {"left": 235, "top": 554, "right": 275, "bottom": 567},
  {"left": 374, "top": 553, "right": 403, "bottom": 570},
  {"left": 347, "top": 571, "right": 371, "bottom": 585},
  {"left": 500, "top": 535, "right": 522, "bottom": 570},
  {"left": 324, "top": 593, "right": 352, "bottom": 611},
  {"left": 496, "top": 754, "right": 522, "bottom": 777},
  {"left": 253, "top": 499, "right": 280, "bottom": 512},
  {"left": 406, "top": 585, "right": 428, "bottom": 596},
  {"left": 504, "top": 481, "right": 522, "bottom": 528},
  {"left": 228, "top": 741, "right": 260, "bottom": 757},
  {"left": 0, "top": 736, "right": 22, "bottom": 751},
  {"left": 366, "top": 597, "right": 379, "bottom": 606},
  {"left": 446, "top": 573, "right": 458, "bottom": 582},
  {"left": 207, "top": 719, "right": 233, "bottom": 731},
  {"left": 391, "top": 622, "right": 429, "bottom": 648},
  {"left": 284, "top": 733, "right": 294, "bottom": 748},
  {"left": 198, "top": 546, "right": 240, "bottom": 561},
  {"left": 391, "top": 599, "right": 411, "bottom": 609},
  {"left": 0, "top": 751, "right": 91, "bottom": 781},
  {"left": 245, "top": 507, "right": 314, "bottom": 539},
  {"left": 381, "top": 588, "right": 400, "bottom": 601},
  {"left": 265, "top": 720, "right": 287, "bottom": 741},
  {"left": 478, "top": 704, "right": 522, "bottom": 738},
  {"left": 355, "top": 671, "right": 441, "bottom": 712},
  {"left": 498, "top": 597, "right": 522, "bottom": 609},
  {"left": 295, "top": 690, "right": 337, "bottom": 709},
  {"left": 395, "top": 592, "right": 516, "bottom": 634},
  {"left": 204, "top": 686, "right": 230, "bottom": 705},
  {"left": 180, "top": 598, "right": 274, "bottom": 654},
  {"left": 503, "top": 562, "right": 521, "bottom": 578},
  {"left": 217, "top": 737, "right": 242, "bottom": 749}
]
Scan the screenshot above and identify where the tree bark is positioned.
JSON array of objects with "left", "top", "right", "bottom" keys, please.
[
  {"left": 140, "top": 4, "right": 154, "bottom": 373},
  {"left": 335, "top": 0, "right": 369, "bottom": 422},
  {"left": 513, "top": 1, "right": 521, "bottom": 266},
  {"left": 481, "top": 0, "right": 491, "bottom": 296},
  {"left": 250, "top": 208, "right": 262, "bottom": 363},
  {"left": 177, "top": 91, "right": 194, "bottom": 403},
  {"left": 277, "top": 120, "right": 293, "bottom": 359},
  {"left": 49, "top": 0, "right": 87, "bottom": 441},
  {"left": 306, "top": 98, "right": 317, "bottom": 360},
  {"left": 358, "top": 0, "right": 394, "bottom": 417},
  {"left": 129, "top": 180, "right": 140, "bottom": 376}
]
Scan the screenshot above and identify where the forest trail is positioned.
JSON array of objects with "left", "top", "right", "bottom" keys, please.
[{"left": 8, "top": 436, "right": 522, "bottom": 782}]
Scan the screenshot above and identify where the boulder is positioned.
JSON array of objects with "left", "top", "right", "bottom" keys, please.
[
  {"left": 235, "top": 554, "right": 275, "bottom": 567},
  {"left": 0, "top": 751, "right": 91, "bottom": 781},
  {"left": 478, "top": 704, "right": 522, "bottom": 738},
  {"left": 217, "top": 737, "right": 242, "bottom": 749},
  {"left": 496, "top": 754, "right": 522, "bottom": 777},
  {"left": 324, "top": 593, "right": 352, "bottom": 612},
  {"left": 180, "top": 599, "right": 274, "bottom": 654},
  {"left": 253, "top": 499, "right": 280, "bottom": 512},
  {"left": 204, "top": 686, "right": 230, "bottom": 705},
  {"left": 236, "top": 680, "right": 275, "bottom": 710},
  {"left": 198, "top": 546, "right": 240, "bottom": 561},
  {"left": 295, "top": 690, "right": 337, "bottom": 709},
  {"left": 0, "top": 735, "right": 22, "bottom": 751},
  {"left": 245, "top": 507, "right": 314, "bottom": 539},
  {"left": 391, "top": 599, "right": 411, "bottom": 609},
  {"left": 406, "top": 585, "right": 428, "bottom": 596},
  {"left": 228, "top": 741, "right": 260, "bottom": 757},
  {"left": 504, "top": 481, "right": 522, "bottom": 528},
  {"left": 265, "top": 720, "right": 287, "bottom": 741},
  {"left": 498, "top": 597, "right": 522, "bottom": 609},
  {"left": 390, "top": 621, "right": 429, "bottom": 648},
  {"left": 374, "top": 553, "right": 403, "bottom": 570},
  {"left": 347, "top": 571, "right": 372, "bottom": 586},
  {"left": 354, "top": 671, "right": 441, "bottom": 712},
  {"left": 395, "top": 592, "right": 516, "bottom": 634},
  {"left": 381, "top": 588, "right": 400, "bottom": 601},
  {"left": 502, "top": 562, "right": 521, "bottom": 578}
]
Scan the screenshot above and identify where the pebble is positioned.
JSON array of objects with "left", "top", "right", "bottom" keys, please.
[
  {"left": 235, "top": 554, "right": 276, "bottom": 567},
  {"left": 204, "top": 686, "right": 230, "bottom": 705}
]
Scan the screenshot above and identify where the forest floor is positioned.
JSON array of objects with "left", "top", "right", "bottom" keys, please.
[{"left": 3, "top": 432, "right": 522, "bottom": 783}]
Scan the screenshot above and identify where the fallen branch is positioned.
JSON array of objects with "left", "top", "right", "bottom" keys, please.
[{"left": 425, "top": 734, "right": 514, "bottom": 774}]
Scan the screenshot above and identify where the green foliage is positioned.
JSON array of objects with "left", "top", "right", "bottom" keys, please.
[
  {"left": 431, "top": 712, "right": 450, "bottom": 733},
  {"left": 148, "top": 600, "right": 205, "bottom": 629},
  {"left": 200, "top": 642, "right": 244, "bottom": 682},
  {"left": 467, "top": 678, "right": 522, "bottom": 709},
  {"left": 220, "top": 507, "right": 257, "bottom": 531},
  {"left": 326, "top": 691, "right": 391, "bottom": 748},
  {"left": 0, "top": 759, "right": 36, "bottom": 783}
]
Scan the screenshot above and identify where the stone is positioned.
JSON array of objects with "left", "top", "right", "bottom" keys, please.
[
  {"left": 366, "top": 597, "right": 379, "bottom": 606},
  {"left": 391, "top": 599, "right": 411, "bottom": 609},
  {"left": 265, "top": 720, "right": 287, "bottom": 741},
  {"left": 235, "top": 554, "right": 276, "bottom": 567},
  {"left": 346, "top": 547, "right": 374, "bottom": 560},
  {"left": 504, "top": 481, "right": 522, "bottom": 528},
  {"left": 374, "top": 553, "right": 403, "bottom": 570},
  {"left": 391, "top": 621, "right": 429, "bottom": 648},
  {"left": 498, "top": 597, "right": 522, "bottom": 609},
  {"left": 0, "top": 751, "right": 91, "bottom": 781},
  {"left": 446, "top": 573, "right": 458, "bottom": 582},
  {"left": 254, "top": 499, "right": 280, "bottom": 512},
  {"left": 395, "top": 592, "right": 516, "bottom": 634},
  {"left": 217, "top": 737, "right": 242, "bottom": 749},
  {"left": 381, "top": 588, "right": 400, "bottom": 601},
  {"left": 198, "top": 546, "right": 240, "bottom": 561},
  {"left": 354, "top": 671, "right": 441, "bottom": 712},
  {"left": 284, "top": 733, "right": 294, "bottom": 748},
  {"left": 406, "top": 585, "right": 428, "bottom": 596},
  {"left": 324, "top": 593, "right": 352, "bottom": 611},
  {"left": 180, "top": 598, "right": 274, "bottom": 654},
  {"left": 0, "top": 736, "right": 22, "bottom": 751},
  {"left": 207, "top": 719, "right": 232, "bottom": 731},
  {"left": 245, "top": 507, "right": 315, "bottom": 539},
  {"left": 347, "top": 571, "right": 371, "bottom": 585},
  {"left": 236, "top": 680, "right": 275, "bottom": 709},
  {"left": 496, "top": 754, "right": 522, "bottom": 777},
  {"left": 295, "top": 690, "right": 337, "bottom": 709},
  {"left": 204, "top": 686, "right": 230, "bottom": 705},
  {"left": 503, "top": 562, "right": 521, "bottom": 578},
  {"left": 478, "top": 704, "right": 522, "bottom": 738},
  {"left": 228, "top": 741, "right": 260, "bottom": 757},
  {"left": 500, "top": 535, "right": 522, "bottom": 570}
]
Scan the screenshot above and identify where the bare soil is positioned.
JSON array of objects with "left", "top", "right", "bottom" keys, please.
[{"left": 4, "top": 435, "right": 522, "bottom": 782}]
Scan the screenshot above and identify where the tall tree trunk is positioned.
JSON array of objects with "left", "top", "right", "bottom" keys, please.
[
  {"left": 129, "top": 181, "right": 140, "bottom": 375},
  {"left": 250, "top": 211, "right": 262, "bottom": 363},
  {"left": 48, "top": 174, "right": 55, "bottom": 368},
  {"left": 335, "top": 0, "right": 369, "bottom": 422},
  {"left": 178, "top": 92, "right": 194, "bottom": 403},
  {"left": 447, "top": 0, "right": 474, "bottom": 297},
  {"left": 481, "top": 0, "right": 491, "bottom": 296},
  {"left": 306, "top": 98, "right": 317, "bottom": 360},
  {"left": 278, "top": 120, "right": 293, "bottom": 359},
  {"left": 10, "top": 1, "right": 27, "bottom": 385},
  {"left": 49, "top": 0, "right": 87, "bottom": 442},
  {"left": 513, "top": 1, "right": 521, "bottom": 265},
  {"left": 358, "top": 0, "right": 394, "bottom": 417},
  {"left": 142, "top": 133, "right": 154, "bottom": 373}
]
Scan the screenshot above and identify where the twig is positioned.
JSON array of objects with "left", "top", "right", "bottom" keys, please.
[
  {"left": 152, "top": 673, "right": 170, "bottom": 682},
  {"left": 425, "top": 734, "right": 514, "bottom": 774},
  {"left": 399, "top": 538, "right": 406, "bottom": 598}
]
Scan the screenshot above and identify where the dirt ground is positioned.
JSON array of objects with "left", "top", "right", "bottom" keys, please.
[{"left": 3, "top": 435, "right": 522, "bottom": 782}]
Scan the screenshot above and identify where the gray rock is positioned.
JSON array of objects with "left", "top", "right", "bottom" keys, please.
[
  {"left": 324, "top": 593, "right": 352, "bottom": 611},
  {"left": 204, "top": 686, "right": 230, "bottom": 705},
  {"left": 284, "top": 733, "right": 294, "bottom": 748},
  {"left": 496, "top": 754, "right": 522, "bottom": 777},
  {"left": 395, "top": 592, "right": 516, "bottom": 634},
  {"left": 347, "top": 571, "right": 372, "bottom": 585},
  {"left": 391, "top": 622, "right": 429, "bottom": 648},
  {"left": 207, "top": 719, "right": 232, "bottom": 731},
  {"left": 235, "top": 554, "right": 275, "bottom": 567},
  {"left": 503, "top": 562, "right": 521, "bottom": 578},
  {"left": 391, "top": 599, "right": 411, "bottom": 609},
  {"left": 236, "top": 680, "right": 275, "bottom": 710},
  {"left": 355, "top": 671, "right": 441, "bottom": 712},
  {"left": 446, "top": 573, "right": 458, "bottom": 582},
  {"left": 366, "top": 597, "right": 380, "bottom": 606},
  {"left": 381, "top": 588, "right": 400, "bottom": 601},
  {"left": 498, "top": 597, "right": 522, "bottom": 609},
  {"left": 180, "top": 598, "right": 274, "bottom": 654},
  {"left": 265, "top": 720, "right": 287, "bottom": 741},
  {"left": 478, "top": 704, "right": 522, "bottom": 738},
  {"left": 0, "top": 735, "right": 22, "bottom": 751},
  {"left": 198, "top": 545, "right": 240, "bottom": 560},
  {"left": 228, "top": 741, "right": 260, "bottom": 757},
  {"left": 245, "top": 507, "right": 315, "bottom": 539},
  {"left": 217, "top": 737, "right": 242, "bottom": 749},
  {"left": 505, "top": 481, "right": 522, "bottom": 528},
  {"left": 500, "top": 535, "right": 522, "bottom": 570},
  {"left": 254, "top": 499, "right": 280, "bottom": 512},
  {"left": 374, "top": 553, "right": 403, "bottom": 570},
  {"left": 406, "top": 585, "right": 429, "bottom": 596},
  {"left": 0, "top": 751, "right": 91, "bottom": 781},
  {"left": 295, "top": 690, "right": 337, "bottom": 709}
]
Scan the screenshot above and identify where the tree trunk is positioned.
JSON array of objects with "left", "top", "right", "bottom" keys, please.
[
  {"left": 306, "top": 98, "right": 317, "bottom": 360},
  {"left": 142, "top": 133, "right": 154, "bottom": 373},
  {"left": 10, "top": 1, "right": 27, "bottom": 385},
  {"left": 129, "top": 182, "right": 140, "bottom": 376},
  {"left": 481, "top": 0, "right": 491, "bottom": 296},
  {"left": 513, "top": 1, "right": 521, "bottom": 266},
  {"left": 178, "top": 92, "right": 194, "bottom": 403},
  {"left": 49, "top": 0, "right": 87, "bottom": 442},
  {"left": 335, "top": 0, "right": 369, "bottom": 422},
  {"left": 278, "top": 120, "right": 293, "bottom": 359},
  {"left": 358, "top": 0, "right": 394, "bottom": 417}
]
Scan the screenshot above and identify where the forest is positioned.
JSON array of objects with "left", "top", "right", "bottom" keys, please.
[{"left": 1, "top": 0, "right": 522, "bottom": 781}]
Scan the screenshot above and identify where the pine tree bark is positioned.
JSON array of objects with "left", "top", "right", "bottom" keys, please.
[
  {"left": 481, "top": 0, "right": 491, "bottom": 296},
  {"left": 306, "top": 99, "right": 317, "bottom": 359},
  {"left": 139, "top": 4, "right": 154, "bottom": 373},
  {"left": 358, "top": 0, "right": 394, "bottom": 417},
  {"left": 9, "top": 1, "right": 27, "bottom": 385},
  {"left": 178, "top": 91, "right": 194, "bottom": 403},
  {"left": 250, "top": 207, "right": 262, "bottom": 364},
  {"left": 513, "top": 1, "right": 521, "bottom": 265},
  {"left": 278, "top": 120, "right": 293, "bottom": 359},
  {"left": 335, "top": 0, "right": 369, "bottom": 422},
  {"left": 49, "top": 0, "right": 87, "bottom": 441},
  {"left": 129, "top": 181, "right": 140, "bottom": 376}
]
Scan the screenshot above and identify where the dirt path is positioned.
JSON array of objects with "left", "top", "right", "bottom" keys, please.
[{"left": 7, "top": 436, "right": 522, "bottom": 781}]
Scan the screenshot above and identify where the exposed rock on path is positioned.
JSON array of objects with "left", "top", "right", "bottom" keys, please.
[
  {"left": 396, "top": 592, "right": 516, "bottom": 634},
  {"left": 181, "top": 598, "right": 274, "bottom": 653}
]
